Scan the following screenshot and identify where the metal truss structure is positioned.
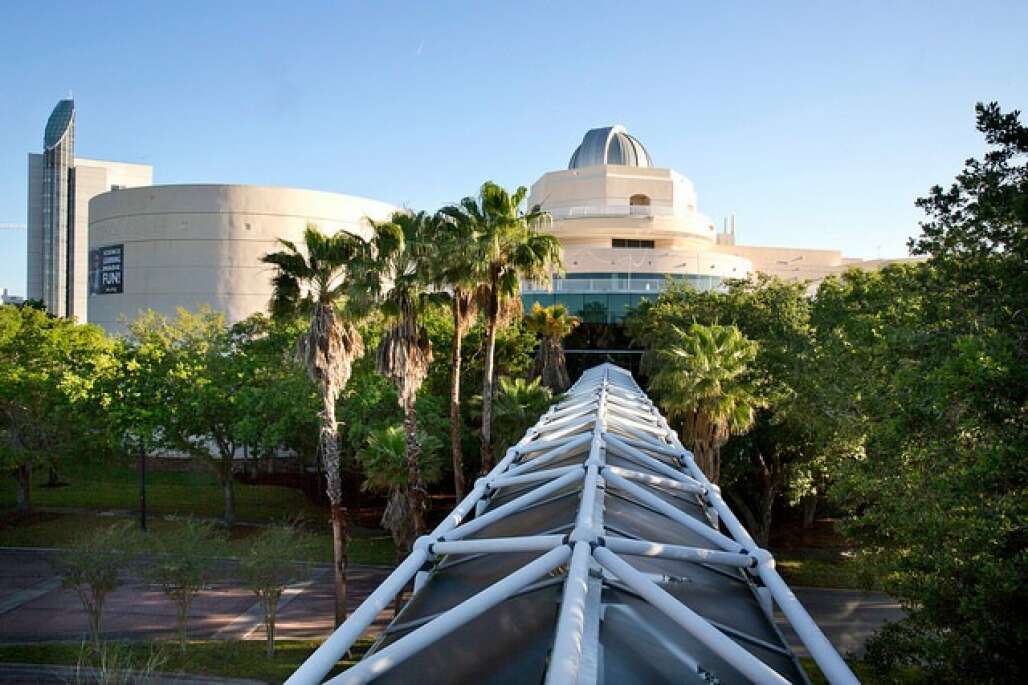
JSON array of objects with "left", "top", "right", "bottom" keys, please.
[{"left": 288, "top": 363, "right": 859, "bottom": 684}]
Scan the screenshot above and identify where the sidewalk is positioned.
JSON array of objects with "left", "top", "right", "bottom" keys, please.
[
  {"left": 0, "top": 547, "right": 903, "bottom": 656},
  {"left": 0, "top": 548, "right": 394, "bottom": 645}
]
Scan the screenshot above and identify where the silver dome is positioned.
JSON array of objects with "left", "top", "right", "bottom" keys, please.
[{"left": 568, "top": 125, "right": 652, "bottom": 169}]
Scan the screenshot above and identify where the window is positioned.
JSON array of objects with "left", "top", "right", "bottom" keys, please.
[
  {"left": 612, "top": 239, "right": 655, "bottom": 249},
  {"left": 629, "top": 194, "right": 650, "bottom": 206}
]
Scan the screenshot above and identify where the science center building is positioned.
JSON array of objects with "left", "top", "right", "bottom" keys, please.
[{"left": 25, "top": 100, "right": 903, "bottom": 333}]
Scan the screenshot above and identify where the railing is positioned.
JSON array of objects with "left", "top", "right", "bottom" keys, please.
[
  {"left": 522, "top": 276, "right": 723, "bottom": 294},
  {"left": 546, "top": 205, "right": 674, "bottom": 219}
]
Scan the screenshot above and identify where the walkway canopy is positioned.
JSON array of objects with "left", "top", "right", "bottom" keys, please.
[{"left": 288, "top": 364, "right": 858, "bottom": 684}]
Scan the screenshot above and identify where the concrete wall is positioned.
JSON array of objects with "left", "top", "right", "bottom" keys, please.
[{"left": 87, "top": 184, "right": 398, "bottom": 332}]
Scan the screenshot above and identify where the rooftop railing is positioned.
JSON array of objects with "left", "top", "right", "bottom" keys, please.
[
  {"left": 523, "top": 275, "right": 723, "bottom": 294},
  {"left": 547, "top": 205, "right": 673, "bottom": 219}
]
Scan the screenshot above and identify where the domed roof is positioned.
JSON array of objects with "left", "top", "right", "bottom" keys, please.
[
  {"left": 44, "top": 99, "right": 75, "bottom": 150},
  {"left": 568, "top": 125, "right": 652, "bottom": 169}
]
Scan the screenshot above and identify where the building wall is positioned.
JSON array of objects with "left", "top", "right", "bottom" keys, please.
[
  {"left": 68, "top": 159, "right": 153, "bottom": 321},
  {"left": 712, "top": 242, "right": 924, "bottom": 288},
  {"left": 87, "top": 184, "right": 398, "bottom": 332}
]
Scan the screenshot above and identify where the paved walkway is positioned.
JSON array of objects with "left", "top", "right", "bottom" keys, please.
[
  {"left": 0, "top": 548, "right": 396, "bottom": 645},
  {"left": 0, "top": 547, "right": 903, "bottom": 657}
]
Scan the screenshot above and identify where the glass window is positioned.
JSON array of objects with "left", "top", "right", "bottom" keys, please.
[
  {"left": 555, "top": 294, "right": 584, "bottom": 317},
  {"left": 610, "top": 294, "right": 631, "bottom": 322},
  {"left": 612, "top": 239, "right": 655, "bottom": 249},
  {"left": 582, "top": 294, "right": 610, "bottom": 324}
]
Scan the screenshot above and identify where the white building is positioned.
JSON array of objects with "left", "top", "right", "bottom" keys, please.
[
  {"left": 525, "top": 125, "right": 916, "bottom": 321},
  {"left": 26, "top": 99, "right": 152, "bottom": 321},
  {"left": 87, "top": 184, "right": 398, "bottom": 332}
]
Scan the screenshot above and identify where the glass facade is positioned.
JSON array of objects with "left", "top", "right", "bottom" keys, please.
[
  {"left": 41, "top": 101, "right": 75, "bottom": 317},
  {"left": 522, "top": 271, "right": 723, "bottom": 324}
]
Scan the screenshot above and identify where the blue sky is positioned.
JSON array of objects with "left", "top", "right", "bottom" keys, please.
[{"left": 1, "top": 1, "right": 1026, "bottom": 296}]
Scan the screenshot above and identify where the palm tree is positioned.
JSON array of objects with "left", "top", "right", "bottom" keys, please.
[
  {"left": 368, "top": 210, "right": 441, "bottom": 543},
  {"left": 475, "top": 377, "right": 555, "bottom": 455},
  {"left": 439, "top": 182, "right": 562, "bottom": 472},
  {"left": 433, "top": 209, "right": 489, "bottom": 500},
  {"left": 355, "top": 425, "right": 444, "bottom": 560},
  {"left": 261, "top": 224, "right": 374, "bottom": 626},
  {"left": 524, "top": 302, "right": 580, "bottom": 392},
  {"left": 648, "top": 323, "right": 764, "bottom": 483}
]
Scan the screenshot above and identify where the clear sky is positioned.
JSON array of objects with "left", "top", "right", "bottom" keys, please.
[{"left": 1, "top": 1, "right": 1026, "bottom": 297}]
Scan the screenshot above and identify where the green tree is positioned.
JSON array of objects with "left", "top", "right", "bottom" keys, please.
[
  {"left": 230, "top": 315, "right": 321, "bottom": 475},
  {"left": 814, "top": 103, "right": 1027, "bottom": 680},
  {"left": 647, "top": 323, "right": 763, "bottom": 484},
  {"left": 369, "top": 211, "right": 442, "bottom": 541},
  {"left": 355, "top": 425, "right": 443, "bottom": 557},
  {"left": 0, "top": 305, "right": 115, "bottom": 512},
  {"left": 524, "top": 302, "right": 579, "bottom": 392},
  {"left": 239, "top": 526, "right": 312, "bottom": 656},
  {"left": 261, "top": 224, "right": 375, "bottom": 626},
  {"left": 626, "top": 276, "right": 817, "bottom": 544},
  {"left": 57, "top": 521, "right": 142, "bottom": 648},
  {"left": 440, "top": 182, "right": 561, "bottom": 472},
  {"left": 125, "top": 307, "right": 246, "bottom": 526},
  {"left": 146, "top": 517, "right": 221, "bottom": 653}
]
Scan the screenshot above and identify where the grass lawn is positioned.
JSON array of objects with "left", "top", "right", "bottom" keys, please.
[
  {"left": 800, "top": 657, "right": 922, "bottom": 684},
  {"left": 0, "top": 459, "right": 324, "bottom": 524},
  {"left": 1, "top": 457, "right": 401, "bottom": 566},
  {"left": 0, "top": 642, "right": 919, "bottom": 684},
  {"left": 0, "top": 639, "right": 372, "bottom": 684},
  {"left": 0, "top": 510, "right": 397, "bottom": 566},
  {"left": 773, "top": 551, "right": 869, "bottom": 590}
]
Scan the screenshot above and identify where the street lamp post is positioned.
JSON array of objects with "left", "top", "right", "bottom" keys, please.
[{"left": 139, "top": 442, "right": 147, "bottom": 532}]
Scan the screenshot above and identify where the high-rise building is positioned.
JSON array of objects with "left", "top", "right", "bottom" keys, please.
[{"left": 26, "top": 99, "right": 152, "bottom": 320}]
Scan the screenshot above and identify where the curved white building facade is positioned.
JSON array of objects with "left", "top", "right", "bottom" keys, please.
[
  {"left": 87, "top": 184, "right": 398, "bottom": 332},
  {"left": 525, "top": 126, "right": 752, "bottom": 323}
]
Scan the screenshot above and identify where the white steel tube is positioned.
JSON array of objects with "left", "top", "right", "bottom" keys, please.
[
  {"left": 534, "top": 415, "right": 594, "bottom": 442},
  {"left": 605, "top": 434, "right": 701, "bottom": 487},
  {"left": 755, "top": 554, "right": 860, "bottom": 685},
  {"left": 602, "top": 470, "right": 742, "bottom": 552},
  {"left": 430, "top": 535, "right": 566, "bottom": 556},
  {"left": 488, "top": 465, "right": 580, "bottom": 490},
  {"left": 515, "top": 434, "right": 577, "bottom": 455},
  {"left": 593, "top": 547, "right": 791, "bottom": 685},
  {"left": 603, "top": 537, "right": 755, "bottom": 568},
  {"left": 504, "top": 434, "right": 592, "bottom": 478},
  {"left": 619, "top": 435, "right": 685, "bottom": 460},
  {"left": 284, "top": 550, "right": 428, "bottom": 685},
  {"left": 605, "top": 465, "right": 706, "bottom": 496},
  {"left": 327, "top": 545, "right": 573, "bottom": 685},
  {"left": 443, "top": 468, "right": 583, "bottom": 542},
  {"left": 544, "top": 541, "right": 592, "bottom": 685}
]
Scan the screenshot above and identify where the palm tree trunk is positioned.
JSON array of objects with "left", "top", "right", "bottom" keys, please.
[
  {"left": 320, "top": 383, "right": 349, "bottom": 626},
  {"left": 480, "top": 288, "right": 499, "bottom": 473},
  {"left": 449, "top": 302, "right": 467, "bottom": 500},
  {"left": 404, "top": 394, "right": 428, "bottom": 539},
  {"left": 330, "top": 503, "right": 350, "bottom": 627}
]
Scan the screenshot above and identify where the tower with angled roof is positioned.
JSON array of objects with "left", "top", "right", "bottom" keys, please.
[{"left": 26, "top": 98, "right": 152, "bottom": 320}]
